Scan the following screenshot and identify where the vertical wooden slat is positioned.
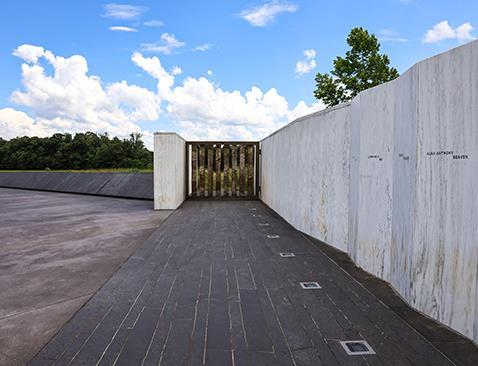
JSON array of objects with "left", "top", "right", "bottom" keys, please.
[
  {"left": 199, "top": 145, "right": 205, "bottom": 197},
  {"left": 231, "top": 146, "right": 237, "bottom": 197},
  {"left": 228, "top": 145, "right": 232, "bottom": 196},
  {"left": 215, "top": 145, "right": 221, "bottom": 196},
  {"left": 247, "top": 145, "right": 254, "bottom": 196},
  {"left": 223, "top": 146, "right": 230, "bottom": 197},
  {"left": 191, "top": 144, "right": 197, "bottom": 197},
  {"left": 206, "top": 145, "right": 213, "bottom": 197},
  {"left": 239, "top": 145, "right": 245, "bottom": 196}
]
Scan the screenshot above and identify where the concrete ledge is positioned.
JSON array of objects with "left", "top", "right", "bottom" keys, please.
[{"left": 0, "top": 172, "right": 153, "bottom": 200}]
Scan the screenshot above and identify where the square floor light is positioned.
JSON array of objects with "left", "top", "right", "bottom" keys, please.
[
  {"left": 267, "top": 234, "right": 280, "bottom": 239},
  {"left": 340, "top": 340, "right": 375, "bottom": 355},
  {"left": 300, "top": 282, "right": 321, "bottom": 289},
  {"left": 280, "top": 252, "right": 296, "bottom": 258}
]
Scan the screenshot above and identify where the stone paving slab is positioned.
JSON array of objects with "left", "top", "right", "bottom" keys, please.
[
  {"left": 0, "top": 188, "right": 170, "bottom": 366},
  {"left": 29, "top": 200, "right": 455, "bottom": 365}
]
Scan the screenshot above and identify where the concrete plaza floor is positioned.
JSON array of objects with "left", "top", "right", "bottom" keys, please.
[
  {"left": 0, "top": 189, "right": 170, "bottom": 366},
  {"left": 28, "top": 200, "right": 460, "bottom": 365}
]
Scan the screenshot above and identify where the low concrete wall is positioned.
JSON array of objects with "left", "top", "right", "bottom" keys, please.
[
  {"left": 153, "top": 132, "right": 186, "bottom": 209},
  {"left": 260, "top": 40, "right": 478, "bottom": 342},
  {"left": 0, "top": 172, "right": 153, "bottom": 200}
]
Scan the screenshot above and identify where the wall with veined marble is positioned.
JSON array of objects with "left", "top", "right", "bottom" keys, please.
[
  {"left": 260, "top": 40, "right": 478, "bottom": 342},
  {"left": 261, "top": 104, "right": 351, "bottom": 252}
]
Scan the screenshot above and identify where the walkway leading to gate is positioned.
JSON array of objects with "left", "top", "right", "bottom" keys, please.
[{"left": 30, "top": 201, "right": 452, "bottom": 366}]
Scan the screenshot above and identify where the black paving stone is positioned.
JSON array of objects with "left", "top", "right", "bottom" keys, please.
[{"left": 28, "top": 200, "right": 459, "bottom": 365}]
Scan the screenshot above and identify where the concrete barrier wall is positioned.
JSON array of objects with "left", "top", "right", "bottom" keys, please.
[
  {"left": 0, "top": 172, "right": 153, "bottom": 200},
  {"left": 260, "top": 40, "right": 478, "bottom": 342},
  {"left": 153, "top": 132, "right": 186, "bottom": 209}
]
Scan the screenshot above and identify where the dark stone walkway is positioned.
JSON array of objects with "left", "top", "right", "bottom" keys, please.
[{"left": 29, "top": 201, "right": 453, "bottom": 366}]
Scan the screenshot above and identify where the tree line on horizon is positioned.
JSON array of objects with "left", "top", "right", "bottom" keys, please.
[{"left": 0, "top": 132, "right": 152, "bottom": 170}]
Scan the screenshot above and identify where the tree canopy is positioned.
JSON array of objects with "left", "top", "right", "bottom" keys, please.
[
  {"left": 314, "top": 27, "right": 399, "bottom": 107},
  {"left": 0, "top": 132, "right": 152, "bottom": 170}
]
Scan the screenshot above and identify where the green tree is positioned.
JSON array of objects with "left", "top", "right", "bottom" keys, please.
[
  {"left": 0, "top": 132, "right": 153, "bottom": 170},
  {"left": 314, "top": 27, "right": 399, "bottom": 107}
]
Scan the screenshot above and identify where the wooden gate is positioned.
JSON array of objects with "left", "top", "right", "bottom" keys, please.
[{"left": 186, "top": 142, "right": 259, "bottom": 198}]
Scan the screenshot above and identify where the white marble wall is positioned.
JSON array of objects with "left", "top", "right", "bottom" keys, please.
[
  {"left": 154, "top": 132, "right": 186, "bottom": 210},
  {"left": 411, "top": 42, "right": 478, "bottom": 340},
  {"left": 390, "top": 67, "right": 418, "bottom": 303},
  {"left": 352, "top": 82, "right": 395, "bottom": 281},
  {"left": 260, "top": 39, "right": 478, "bottom": 343},
  {"left": 261, "top": 105, "right": 352, "bottom": 251}
]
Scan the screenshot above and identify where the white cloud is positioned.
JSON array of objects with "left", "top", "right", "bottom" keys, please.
[
  {"left": 109, "top": 26, "right": 138, "bottom": 32},
  {"left": 238, "top": 1, "right": 297, "bottom": 27},
  {"left": 7, "top": 44, "right": 159, "bottom": 147},
  {"left": 165, "top": 78, "right": 324, "bottom": 140},
  {"left": 103, "top": 3, "right": 147, "bottom": 19},
  {"left": 423, "top": 20, "right": 475, "bottom": 43},
  {"left": 0, "top": 108, "right": 52, "bottom": 139},
  {"left": 131, "top": 51, "right": 175, "bottom": 99},
  {"left": 171, "top": 66, "right": 182, "bottom": 76},
  {"left": 455, "top": 23, "right": 475, "bottom": 42},
  {"left": 12, "top": 44, "right": 46, "bottom": 64},
  {"left": 295, "top": 49, "right": 316, "bottom": 76},
  {"left": 194, "top": 43, "right": 214, "bottom": 52},
  {"left": 3, "top": 44, "right": 324, "bottom": 146},
  {"left": 207, "top": 70, "right": 213, "bottom": 76},
  {"left": 143, "top": 20, "right": 164, "bottom": 27},
  {"left": 377, "top": 29, "right": 409, "bottom": 43},
  {"left": 140, "top": 33, "right": 185, "bottom": 55}
]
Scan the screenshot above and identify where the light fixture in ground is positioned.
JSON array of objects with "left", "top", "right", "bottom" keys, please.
[
  {"left": 340, "top": 340, "right": 375, "bottom": 355},
  {"left": 280, "top": 252, "right": 295, "bottom": 258},
  {"left": 300, "top": 282, "right": 321, "bottom": 289}
]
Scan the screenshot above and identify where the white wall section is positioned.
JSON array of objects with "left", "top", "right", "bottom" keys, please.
[
  {"left": 260, "top": 40, "right": 478, "bottom": 343},
  {"left": 154, "top": 132, "right": 186, "bottom": 210},
  {"left": 261, "top": 104, "right": 352, "bottom": 252}
]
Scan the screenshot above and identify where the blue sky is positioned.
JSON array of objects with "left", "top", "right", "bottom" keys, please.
[{"left": 0, "top": 0, "right": 477, "bottom": 147}]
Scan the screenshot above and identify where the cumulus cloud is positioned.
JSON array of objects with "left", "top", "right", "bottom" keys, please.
[
  {"left": 103, "top": 3, "right": 147, "bottom": 19},
  {"left": 131, "top": 51, "right": 175, "bottom": 99},
  {"left": 12, "top": 44, "right": 46, "bottom": 64},
  {"left": 109, "top": 26, "right": 138, "bottom": 32},
  {"left": 295, "top": 49, "right": 316, "bottom": 76},
  {"left": 0, "top": 108, "right": 52, "bottom": 139},
  {"left": 238, "top": 1, "right": 297, "bottom": 27},
  {"left": 140, "top": 33, "right": 185, "bottom": 55},
  {"left": 423, "top": 21, "right": 475, "bottom": 43},
  {"left": 3, "top": 44, "right": 324, "bottom": 146},
  {"left": 165, "top": 78, "right": 324, "bottom": 140},
  {"left": 7, "top": 44, "right": 158, "bottom": 146}
]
